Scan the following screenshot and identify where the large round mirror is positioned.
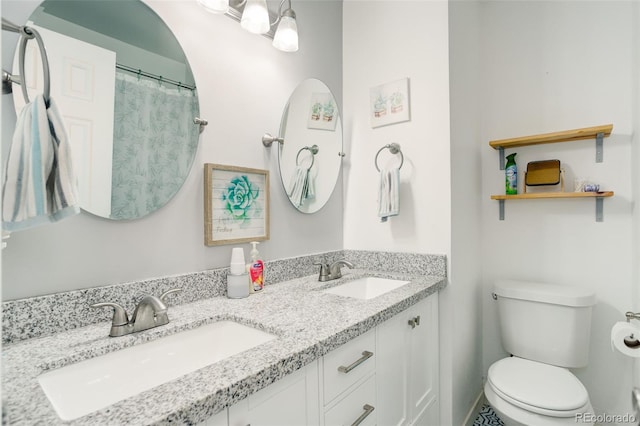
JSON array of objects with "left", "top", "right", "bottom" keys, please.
[
  {"left": 12, "top": 0, "right": 200, "bottom": 220},
  {"left": 278, "top": 79, "right": 342, "bottom": 214}
]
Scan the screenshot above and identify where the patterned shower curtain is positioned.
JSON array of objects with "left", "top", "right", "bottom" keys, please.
[{"left": 110, "top": 71, "right": 199, "bottom": 219}]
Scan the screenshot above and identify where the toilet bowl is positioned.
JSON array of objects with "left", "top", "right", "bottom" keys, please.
[{"left": 484, "top": 357, "right": 594, "bottom": 426}]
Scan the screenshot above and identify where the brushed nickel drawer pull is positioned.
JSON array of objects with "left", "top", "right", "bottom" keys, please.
[
  {"left": 351, "top": 404, "right": 375, "bottom": 426},
  {"left": 338, "top": 351, "right": 373, "bottom": 373}
]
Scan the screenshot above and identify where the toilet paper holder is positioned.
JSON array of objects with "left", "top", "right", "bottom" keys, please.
[{"left": 624, "top": 312, "right": 640, "bottom": 348}]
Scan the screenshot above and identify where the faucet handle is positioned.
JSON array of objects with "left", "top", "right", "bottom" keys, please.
[
  {"left": 91, "top": 302, "right": 129, "bottom": 326},
  {"left": 160, "top": 288, "right": 182, "bottom": 304},
  {"left": 313, "top": 261, "right": 330, "bottom": 280}
]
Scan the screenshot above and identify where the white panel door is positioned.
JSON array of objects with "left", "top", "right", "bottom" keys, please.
[{"left": 13, "top": 23, "right": 116, "bottom": 217}]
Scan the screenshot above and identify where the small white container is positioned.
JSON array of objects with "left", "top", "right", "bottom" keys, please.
[
  {"left": 230, "top": 247, "right": 246, "bottom": 276},
  {"left": 227, "top": 273, "right": 249, "bottom": 299}
]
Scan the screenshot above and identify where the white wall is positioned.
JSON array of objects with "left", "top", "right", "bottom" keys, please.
[
  {"left": 448, "top": 1, "right": 483, "bottom": 424},
  {"left": 1, "top": 0, "right": 344, "bottom": 300},
  {"left": 479, "top": 1, "right": 636, "bottom": 420},
  {"left": 342, "top": 0, "right": 453, "bottom": 423},
  {"left": 342, "top": 0, "right": 451, "bottom": 255}
]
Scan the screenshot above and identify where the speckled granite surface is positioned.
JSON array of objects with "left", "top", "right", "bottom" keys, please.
[
  {"left": 2, "top": 264, "right": 446, "bottom": 425},
  {"left": 2, "top": 250, "right": 445, "bottom": 343}
]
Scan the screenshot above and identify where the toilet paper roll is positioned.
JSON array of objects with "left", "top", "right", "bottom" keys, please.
[{"left": 611, "top": 321, "right": 640, "bottom": 358}]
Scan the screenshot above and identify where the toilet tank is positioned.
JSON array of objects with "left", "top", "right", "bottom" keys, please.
[{"left": 494, "top": 280, "right": 596, "bottom": 368}]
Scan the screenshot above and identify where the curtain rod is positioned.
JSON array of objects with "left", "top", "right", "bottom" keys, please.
[{"left": 116, "top": 63, "right": 196, "bottom": 91}]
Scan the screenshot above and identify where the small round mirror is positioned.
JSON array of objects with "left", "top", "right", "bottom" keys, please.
[{"left": 278, "top": 79, "right": 342, "bottom": 214}]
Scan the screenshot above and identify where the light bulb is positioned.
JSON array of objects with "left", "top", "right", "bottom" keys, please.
[
  {"left": 197, "top": 0, "right": 229, "bottom": 14},
  {"left": 240, "top": 0, "right": 270, "bottom": 35},
  {"left": 273, "top": 9, "right": 298, "bottom": 52}
]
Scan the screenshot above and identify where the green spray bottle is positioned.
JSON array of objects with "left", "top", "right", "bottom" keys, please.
[{"left": 505, "top": 153, "right": 517, "bottom": 195}]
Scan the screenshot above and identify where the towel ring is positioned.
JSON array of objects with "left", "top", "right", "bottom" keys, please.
[
  {"left": 17, "top": 25, "right": 50, "bottom": 105},
  {"left": 375, "top": 143, "right": 403, "bottom": 172},
  {"left": 296, "top": 144, "right": 319, "bottom": 170}
]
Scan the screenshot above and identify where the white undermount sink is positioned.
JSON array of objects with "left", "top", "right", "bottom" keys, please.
[
  {"left": 38, "top": 320, "right": 276, "bottom": 421},
  {"left": 322, "top": 277, "right": 410, "bottom": 300}
]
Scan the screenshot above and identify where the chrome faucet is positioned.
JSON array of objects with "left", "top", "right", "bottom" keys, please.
[
  {"left": 315, "top": 260, "right": 355, "bottom": 282},
  {"left": 91, "top": 288, "right": 181, "bottom": 337}
]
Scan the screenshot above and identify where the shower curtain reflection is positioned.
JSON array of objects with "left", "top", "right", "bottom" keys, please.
[{"left": 110, "top": 71, "right": 199, "bottom": 219}]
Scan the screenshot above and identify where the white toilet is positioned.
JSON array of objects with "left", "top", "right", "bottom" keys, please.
[{"left": 484, "top": 280, "right": 597, "bottom": 426}]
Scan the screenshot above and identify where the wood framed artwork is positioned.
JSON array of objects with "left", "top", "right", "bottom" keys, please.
[{"left": 204, "top": 164, "right": 270, "bottom": 246}]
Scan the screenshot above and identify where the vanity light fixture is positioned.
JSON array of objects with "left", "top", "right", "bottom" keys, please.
[
  {"left": 203, "top": 0, "right": 300, "bottom": 52},
  {"left": 197, "top": 0, "right": 229, "bottom": 14},
  {"left": 272, "top": 0, "right": 298, "bottom": 52},
  {"left": 240, "top": 0, "right": 270, "bottom": 34}
]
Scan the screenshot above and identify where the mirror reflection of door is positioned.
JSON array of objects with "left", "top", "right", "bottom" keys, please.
[{"left": 13, "top": 24, "right": 116, "bottom": 218}]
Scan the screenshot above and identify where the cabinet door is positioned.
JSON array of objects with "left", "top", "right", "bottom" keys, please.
[
  {"left": 376, "top": 309, "right": 410, "bottom": 426},
  {"left": 409, "top": 295, "right": 439, "bottom": 425},
  {"left": 376, "top": 295, "right": 439, "bottom": 426},
  {"left": 228, "top": 361, "right": 319, "bottom": 426}
]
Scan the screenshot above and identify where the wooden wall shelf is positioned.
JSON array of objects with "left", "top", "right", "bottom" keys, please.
[
  {"left": 491, "top": 191, "right": 614, "bottom": 200},
  {"left": 488, "top": 124, "right": 615, "bottom": 222},
  {"left": 489, "top": 124, "right": 613, "bottom": 150},
  {"left": 489, "top": 124, "right": 613, "bottom": 169},
  {"left": 491, "top": 191, "right": 614, "bottom": 222}
]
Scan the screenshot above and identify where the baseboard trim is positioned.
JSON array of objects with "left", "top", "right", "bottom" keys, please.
[{"left": 462, "top": 390, "right": 486, "bottom": 426}]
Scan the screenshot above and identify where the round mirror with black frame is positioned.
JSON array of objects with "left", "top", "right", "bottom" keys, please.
[
  {"left": 277, "top": 78, "right": 342, "bottom": 214},
  {"left": 12, "top": 0, "right": 200, "bottom": 220}
]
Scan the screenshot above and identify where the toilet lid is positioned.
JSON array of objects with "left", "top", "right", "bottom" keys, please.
[{"left": 488, "top": 357, "right": 589, "bottom": 414}]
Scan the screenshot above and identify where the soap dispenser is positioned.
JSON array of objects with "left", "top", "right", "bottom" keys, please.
[{"left": 248, "top": 241, "right": 264, "bottom": 292}]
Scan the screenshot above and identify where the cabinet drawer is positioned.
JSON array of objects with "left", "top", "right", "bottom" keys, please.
[
  {"left": 324, "top": 374, "right": 376, "bottom": 426},
  {"left": 323, "top": 329, "right": 375, "bottom": 404}
]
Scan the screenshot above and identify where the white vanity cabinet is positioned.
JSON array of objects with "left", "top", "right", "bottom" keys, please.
[
  {"left": 200, "top": 294, "right": 439, "bottom": 426},
  {"left": 376, "top": 295, "right": 440, "bottom": 426},
  {"left": 200, "top": 361, "right": 320, "bottom": 426},
  {"left": 227, "top": 361, "right": 320, "bottom": 426}
]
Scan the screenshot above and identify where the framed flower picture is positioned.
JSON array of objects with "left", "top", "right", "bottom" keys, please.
[{"left": 204, "top": 164, "right": 270, "bottom": 246}]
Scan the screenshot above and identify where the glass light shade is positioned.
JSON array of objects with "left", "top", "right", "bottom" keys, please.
[
  {"left": 272, "top": 13, "right": 298, "bottom": 52},
  {"left": 197, "top": 0, "right": 229, "bottom": 13},
  {"left": 240, "top": 0, "right": 270, "bottom": 35}
]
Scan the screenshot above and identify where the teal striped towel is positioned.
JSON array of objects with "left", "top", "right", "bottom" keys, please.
[{"left": 2, "top": 95, "right": 80, "bottom": 231}]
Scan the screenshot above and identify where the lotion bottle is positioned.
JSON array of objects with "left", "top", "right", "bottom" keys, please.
[{"left": 248, "top": 241, "right": 264, "bottom": 292}]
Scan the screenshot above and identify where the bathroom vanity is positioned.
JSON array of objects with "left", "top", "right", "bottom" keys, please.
[{"left": 1, "top": 252, "right": 446, "bottom": 425}]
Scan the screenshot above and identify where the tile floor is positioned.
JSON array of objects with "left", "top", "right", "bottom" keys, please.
[{"left": 473, "top": 404, "right": 505, "bottom": 426}]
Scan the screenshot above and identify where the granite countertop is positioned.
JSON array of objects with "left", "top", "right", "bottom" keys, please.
[{"left": 1, "top": 269, "right": 446, "bottom": 425}]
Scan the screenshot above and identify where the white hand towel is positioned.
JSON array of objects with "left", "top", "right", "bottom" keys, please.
[
  {"left": 287, "top": 165, "right": 315, "bottom": 208},
  {"left": 378, "top": 167, "right": 400, "bottom": 222},
  {"left": 2, "top": 95, "right": 80, "bottom": 231}
]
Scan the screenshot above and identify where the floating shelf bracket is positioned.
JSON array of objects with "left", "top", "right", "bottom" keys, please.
[
  {"left": 498, "top": 199, "right": 505, "bottom": 220},
  {"left": 498, "top": 147, "right": 505, "bottom": 170},
  {"left": 595, "top": 132, "right": 604, "bottom": 163},
  {"left": 595, "top": 197, "right": 604, "bottom": 222}
]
